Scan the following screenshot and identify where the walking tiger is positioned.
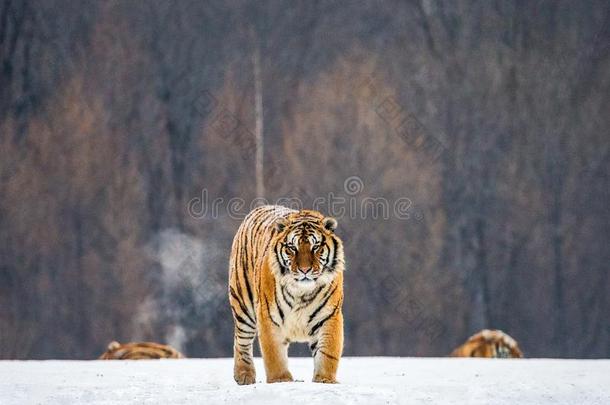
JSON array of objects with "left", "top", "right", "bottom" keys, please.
[{"left": 228, "top": 205, "right": 345, "bottom": 384}]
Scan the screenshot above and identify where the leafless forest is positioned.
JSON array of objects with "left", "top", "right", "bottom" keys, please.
[{"left": 0, "top": 0, "right": 608, "bottom": 359}]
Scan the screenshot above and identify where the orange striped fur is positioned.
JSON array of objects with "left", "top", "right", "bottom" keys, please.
[
  {"left": 229, "top": 205, "right": 345, "bottom": 384},
  {"left": 98, "top": 341, "right": 184, "bottom": 360},
  {"left": 451, "top": 329, "right": 523, "bottom": 358}
]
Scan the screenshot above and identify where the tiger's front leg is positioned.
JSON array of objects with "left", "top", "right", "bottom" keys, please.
[
  {"left": 258, "top": 296, "right": 293, "bottom": 383},
  {"left": 310, "top": 309, "right": 343, "bottom": 383}
]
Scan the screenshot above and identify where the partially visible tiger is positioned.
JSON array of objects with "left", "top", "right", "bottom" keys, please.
[
  {"left": 98, "top": 341, "right": 184, "bottom": 360},
  {"left": 229, "top": 205, "right": 345, "bottom": 385},
  {"left": 451, "top": 329, "right": 523, "bottom": 358}
]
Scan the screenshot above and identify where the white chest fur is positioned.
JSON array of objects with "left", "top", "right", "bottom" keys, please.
[{"left": 273, "top": 280, "right": 334, "bottom": 343}]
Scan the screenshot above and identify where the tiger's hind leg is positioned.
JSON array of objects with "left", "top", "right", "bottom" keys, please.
[{"left": 230, "top": 292, "right": 257, "bottom": 385}]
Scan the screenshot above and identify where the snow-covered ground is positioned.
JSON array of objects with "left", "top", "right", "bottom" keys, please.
[{"left": 1, "top": 357, "right": 608, "bottom": 404}]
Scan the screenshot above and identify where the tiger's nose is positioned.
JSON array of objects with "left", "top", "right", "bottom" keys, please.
[{"left": 298, "top": 267, "right": 312, "bottom": 274}]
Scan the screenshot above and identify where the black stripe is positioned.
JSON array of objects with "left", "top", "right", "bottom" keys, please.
[
  {"left": 235, "top": 324, "right": 256, "bottom": 339},
  {"left": 274, "top": 281, "right": 290, "bottom": 312},
  {"left": 235, "top": 322, "right": 256, "bottom": 334},
  {"left": 249, "top": 206, "right": 272, "bottom": 226},
  {"left": 275, "top": 242, "right": 287, "bottom": 274},
  {"left": 230, "top": 286, "right": 256, "bottom": 325},
  {"left": 281, "top": 285, "right": 294, "bottom": 308},
  {"left": 234, "top": 241, "right": 248, "bottom": 305},
  {"left": 294, "top": 285, "right": 326, "bottom": 311},
  {"left": 233, "top": 312, "right": 256, "bottom": 330},
  {"left": 265, "top": 297, "right": 280, "bottom": 327},
  {"left": 282, "top": 285, "right": 295, "bottom": 301},
  {"left": 330, "top": 237, "right": 338, "bottom": 269},
  {"left": 302, "top": 285, "right": 324, "bottom": 303},
  {"left": 309, "top": 302, "right": 340, "bottom": 336},
  {"left": 248, "top": 209, "right": 270, "bottom": 269},
  {"left": 250, "top": 208, "right": 269, "bottom": 241},
  {"left": 319, "top": 349, "right": 339, "bottom": 361},
  {"left": 240, "top": 246, "right": 255, "bottom": 308},
  {"left": 320, "top": 243, "right": 329, "bottom": 265},
  {"left": 308, "top": 284, "right": 338, "bottom": 323},
  {"left": 259, "top": 237, "right": 276, "bottom": 267},
  {"left": 235, "top": 326, "right": 256, "bottom": 335},
  {"left": 291, "top": 218, "right": 319, "bottom": 226},
  {"left": 239, "top": 354, "right": 252, "bottom": 365},
  {"left": 274, "top": 288, "right": 284, "bottom": 322}
]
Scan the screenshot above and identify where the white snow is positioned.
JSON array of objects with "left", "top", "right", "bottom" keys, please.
[{"left": 1, "top": 357, "right": 608, "bottom": 404}]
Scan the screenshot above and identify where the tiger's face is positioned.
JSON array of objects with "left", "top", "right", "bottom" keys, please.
[{"left": 272, "top": 211, "right": 343, "bottom": 288}]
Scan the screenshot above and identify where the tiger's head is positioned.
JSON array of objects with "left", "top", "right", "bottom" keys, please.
[{"left": 271, "top": 210, "right": 344, "bottom": 288}]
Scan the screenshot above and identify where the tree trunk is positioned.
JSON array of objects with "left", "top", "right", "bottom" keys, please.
[{"left": 252, "top": 27, "right": 264, "bottom": 200}]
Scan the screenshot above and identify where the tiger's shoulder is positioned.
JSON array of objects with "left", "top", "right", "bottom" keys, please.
[{"left": 230, "top": 205, "right": 298, "bottom": 267}]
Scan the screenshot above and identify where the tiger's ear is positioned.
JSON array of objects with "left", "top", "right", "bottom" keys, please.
[
  {"left": 275, "top": 218, "right": 289, "bottom": 232},
  {"left": 108, "top": 341, "right": 121, "bottom": 351},
  {"left": 323, "top": 217, "right": 338, "bottom": 232}
]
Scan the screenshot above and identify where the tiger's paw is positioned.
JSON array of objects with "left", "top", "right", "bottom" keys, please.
[
  {"left": 267, "top": 371, "right": 294, "bottom": 383},
  {"left": 313, "top": 375, "right": 338, "bottom": 384},
  {"left": 234, "top": 368, "right": 256, "bottom": 385}
]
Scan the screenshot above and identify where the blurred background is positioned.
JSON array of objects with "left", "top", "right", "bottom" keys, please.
[{"left": 0, "top": 0, "right": 608, "bottom": 360}]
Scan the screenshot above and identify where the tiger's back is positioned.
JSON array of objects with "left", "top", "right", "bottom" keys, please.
[
  {"left": 98, "top": 341, "right": 184, "bottom": 360},
  {"left": 451, "top": 329, "right": 523, "bottom": 358}
]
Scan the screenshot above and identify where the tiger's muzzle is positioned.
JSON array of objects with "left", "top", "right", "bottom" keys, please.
[{"left": 295, "top": 267, "right": 316, "bottom": 282}]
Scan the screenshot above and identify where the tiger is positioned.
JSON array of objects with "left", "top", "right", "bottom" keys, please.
[
  {"left": 98, "top": 341, "right": 184, "bottom": 360},
  {"left": 450, "top": 329, "right": 523, "bottom": 358},
  {"left": 229, "top": 205, "right": 345, "bottom": 385}
]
